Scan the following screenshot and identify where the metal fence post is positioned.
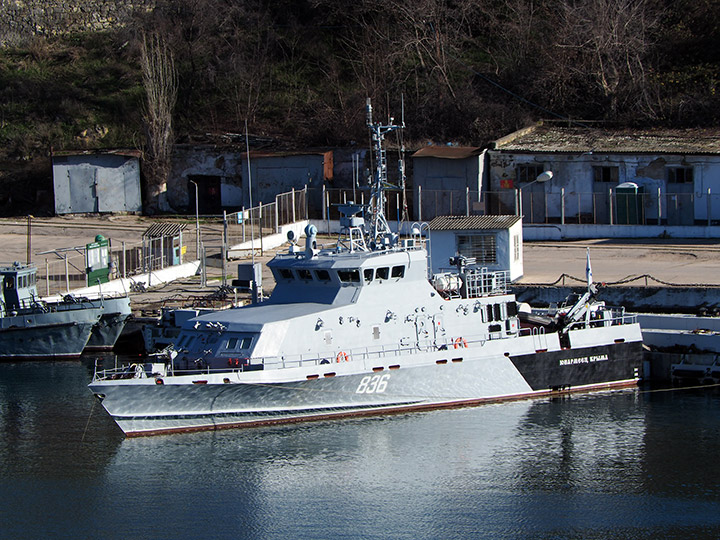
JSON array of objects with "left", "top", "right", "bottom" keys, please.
[
  {"left": 45, "top": 258, "right": 50, "bottom": 296},
  {"left": 609, "top": 188, "right": 614, "bottom": 225},
  {"left": 275, "top": 201, "right": 279, "bottom": 234},
  {"left": 64, "top": 254, "right": 69, "bottom": 293},
  {"left": 466, "top": 187, "right": 470, "bottom": 217},
  {"left": 201, "top": 244, "right": 206, "bottom": 287},
  {"left": 418, "top": 185, "right": 422, "bottom": 222},
  {"left": 577, "top": 192, "right": 581, "bottom": 224},
  {"left": 292, "top": 187, "right": 296, "bottom": 223},
  {"left": 325, "top": 190, "right": 330, "bottom": 233},
  {"left": 708, "top": 188, "right": 712, "bottom": 226},
  {"left": 657, "top": 187, "right": 662, "bottom": 224},
  {"left": 304, "top": 185, "right": 309, "bottom": 220},
  {"left": 561, "top": 187, "right": 565, "bottom": 225},
  {"left": 222, "top": 210, "right": 228, "bottom": 286},
  {"left": 322, "top": 184, "right": 327, "bottom": 226},
  {"left": 122, "top": 241, "right": 126, "bottom": 279}
]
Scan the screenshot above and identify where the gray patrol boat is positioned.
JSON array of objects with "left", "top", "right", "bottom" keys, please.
[
  {"left": 0, "top": 263, "right": 103, "bottom": 359},
  {"left": 90, "top": 101, "right": 643, "bottom": 436}
]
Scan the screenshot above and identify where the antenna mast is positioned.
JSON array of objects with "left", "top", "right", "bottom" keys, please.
[{"left": 365, "top": 97, "right": 402, "bottom": 248}]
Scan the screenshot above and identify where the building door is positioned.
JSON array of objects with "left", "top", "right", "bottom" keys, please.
[
  {"left": 189, "top": 175, "right": 222, "bottom": 214},
  {"left": 69, "top": 168, "right": 98, "bottom": 213}
]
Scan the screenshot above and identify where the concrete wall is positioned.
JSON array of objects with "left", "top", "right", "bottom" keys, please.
[
  {"left": 170, "top": 146, "right": 330, "bottom": 213},
  {"left": 513, "top": 285, "right": 720, "bottom": 313},
  {"left": 0, "top": 1, "right": 154, "bottom": 46},
  {"left": 488, "top": 151, "right": 720, "bottom": 224},
  {"left": 170, "top": 146, "right": 244, "bottom": 211},
  {"left": 524, "top": 223, "right": 720, "bottom": 241},
  {"left": 413, "top": 154, "right": 482, "bottom": 220}
]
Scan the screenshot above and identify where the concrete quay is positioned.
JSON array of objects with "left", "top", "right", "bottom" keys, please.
[{"left": 2, "top": 216, "right": 720, "bottom": 313}]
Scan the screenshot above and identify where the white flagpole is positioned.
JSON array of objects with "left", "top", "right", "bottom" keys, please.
[{"left": 586, "top": 247, "right": 593, "bottom": 290}]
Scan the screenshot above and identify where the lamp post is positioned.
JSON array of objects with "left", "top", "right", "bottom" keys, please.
[
  {"left": 518, "top": 171, "right": 553, "bottom": 219},
  {"left": 190, "top": 180, "right": 201, "bottom": 260}
]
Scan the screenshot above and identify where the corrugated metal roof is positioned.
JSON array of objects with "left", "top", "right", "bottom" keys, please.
[
  {"left": 494, "top": 125, "right": 720, "bottom": 155},
  {"left": 412, "top": 146, "right": 483, "bottom": 159},
  {"left": 428, "top": 215, "right": 521, "bottom": 230},
  {"left": 52, "top": 148, "right": 142, "bottom": 158},
  {"left": 143, "top": 222, "right": 187, "bottom": 238}
]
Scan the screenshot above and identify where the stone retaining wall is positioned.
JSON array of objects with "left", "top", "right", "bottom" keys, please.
[{"left": 0, "top": 0, "right": 155, "bottom": 46}]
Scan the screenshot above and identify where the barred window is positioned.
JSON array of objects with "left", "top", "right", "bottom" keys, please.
[
  {"left": 593, "top": 166, "right": 619, "bottom": 183},
  {"left": 668, "top": 167, "right": 693, "bottom": 184},
  {"left": 516, "top": 164, "right": 545, "bottom": 184},
  {"left": 457, "top": 234, "right": 497, "bottom": 264}
]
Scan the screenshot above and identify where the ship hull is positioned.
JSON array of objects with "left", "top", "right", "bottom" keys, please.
[
  {"left": 0, "top": 319, "right": 97, "bottom": 359},
  {"left": 85, "top": 297, "right": 132, "bottom": 351},
  {"left": 91, "top": 338, "right": 643, "bottom": 436}
]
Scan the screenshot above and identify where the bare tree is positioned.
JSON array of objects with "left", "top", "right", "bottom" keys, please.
[
  {"left": 140, "top": 32, "right": 178, "bottom": 213},
  {"left": 551, "top": 0, "right": 661, "bottom": 118}
]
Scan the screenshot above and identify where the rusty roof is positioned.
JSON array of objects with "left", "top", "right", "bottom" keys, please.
[
  {"left": 494, "top": 124, "right": 720, "bottom": 155},
  {"left": 412, "top": 146, "right": 483, "bottom": 159},
  {"left": 428, "top": 215, "right": 521, "bottom": 231},
  {"left": 52, "top": 148, "right": 142, "bottom": 158}
]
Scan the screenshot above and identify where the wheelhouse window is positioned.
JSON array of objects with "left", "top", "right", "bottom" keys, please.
[
  {"left": 337, "top": 269, "right": 360, "bottom": 283},
  {"left": 516, "top": 164, "right": 545, "bottom": 183},
  {"left": 279, "top": 268, "right": 293, "bottom": 280},
  {"left": 315, "top": 269, "right": 331, "bottom": 282},
  {"left": 363, "top": 269, "right": 374, "bottom": 282},
  {"left": 376, "top": 267, "right": 389, "bottom": 280},
  {"left": 225, "top": 336, "right": 253, "bottom": 350},
  {"left": 297, "top": 269, "right": 313, "bottom": 281},
  {"left": 593, "top": 166, "right": 619, "bottom": 183},
  {"left": 391, "top": 265, "right": 405, "bottom": 278},
  {"left": 668, "top": 167, "right": 693, "bottom": 184},
  {"left": 457, "top": 234, "right": 497, "bottom": 265}
]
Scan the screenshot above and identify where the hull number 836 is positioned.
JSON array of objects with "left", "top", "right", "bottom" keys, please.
[{"left": 356, "top": 373, "right": 390, "bottom": 394}]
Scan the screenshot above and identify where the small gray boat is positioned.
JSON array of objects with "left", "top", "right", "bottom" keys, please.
[
  {"left": 83, "top": 295, "right": 132, "bottom": 351},
  {"left": 0, "top": 263, "right": 103, "bottom": 359}
]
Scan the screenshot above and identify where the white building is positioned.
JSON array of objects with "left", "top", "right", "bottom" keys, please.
[
  {"left": 427, "top": 215, "right": 523, "bottom": 281},
  {"left": 487, "top": 124, "right": 720, "bottom": 228}
]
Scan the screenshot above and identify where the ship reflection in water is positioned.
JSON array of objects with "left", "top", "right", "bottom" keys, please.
[{"left": 2, "top": 354, "right": 720, "bottom": 539}]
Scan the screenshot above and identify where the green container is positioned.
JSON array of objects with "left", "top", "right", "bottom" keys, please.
[{"left": 616, "top": 183, "right": 644, "bottom": 225}]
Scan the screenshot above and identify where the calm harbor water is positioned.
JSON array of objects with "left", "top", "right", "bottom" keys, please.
[{"left": 2, "top": 354, "right": 720, "bottom": 539}]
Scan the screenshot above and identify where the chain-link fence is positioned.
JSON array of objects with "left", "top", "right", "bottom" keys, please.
[
  {"left": 415, "top": 187, "right": 714, "bottom": 226},
  {"left": 39, "top": 237, "right": 185, "bottom": 297},
  {"left": 226, "top": 186, "right": 308, "bottom": 247}
]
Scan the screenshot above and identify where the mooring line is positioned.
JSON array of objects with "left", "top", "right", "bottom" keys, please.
[{"left": 81, "top": 398, "right": 96, "bottom": 443}]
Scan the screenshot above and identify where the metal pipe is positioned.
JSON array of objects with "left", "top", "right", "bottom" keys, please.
[{"left": 190, "top": 180, "right": 200, "bottom": 260}]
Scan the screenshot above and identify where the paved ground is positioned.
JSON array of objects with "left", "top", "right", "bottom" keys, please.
[{"left": 2, "top": 216, "right": 719, "bottom": 314}]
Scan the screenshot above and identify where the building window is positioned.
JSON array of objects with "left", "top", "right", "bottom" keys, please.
[
  {"left": 513, "top": 234, "right": 521, "bottom": 262},
  {"left": 457, "top": 234, "right": 497, "bottom": 264},
  {"left": 668, "top": 167, "right": 693, "bottom": 184},
  {"left": 516, "top": 164, "right": 545, "bottom": 184},
  {"left": 593, "top": 166, "right": 619, "bottom": 183}
]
